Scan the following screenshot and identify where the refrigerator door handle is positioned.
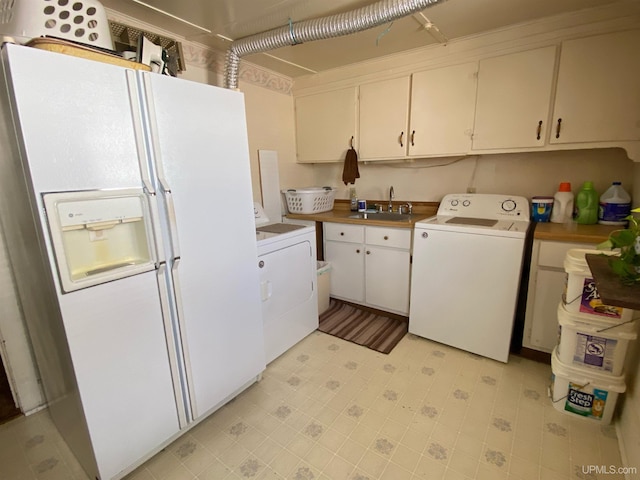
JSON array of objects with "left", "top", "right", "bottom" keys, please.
[
  {"left": 164, "top": 190, "right": 181, "bottom": 259},
  {"left": 157, "top": 264, "right": 189, "bottom": 429},
  {"left": 171, "top": 257, "right": 198, "bottom": 420},
  {"left": 146, "top": 192, "right": 165, "bottom": 266},
  {"left": 125, "top": 70, "right": 155, "bottom": 194},
  {"left": 141, "top": 73, "right": 171, "bottom": 193}
]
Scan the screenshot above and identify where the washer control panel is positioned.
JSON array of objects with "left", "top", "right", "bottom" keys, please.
[{"left": 438, "top": 193, "right": 530, "bottom": 221}]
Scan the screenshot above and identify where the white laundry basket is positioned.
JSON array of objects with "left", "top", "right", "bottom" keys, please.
[
  {"left": 283, "top": 187, "right": 335, "bottom": 214},
  {"left": 556, "top": 303, "right": 637, "bottom": 375},
  {"left": 0, "top": 0, "right": 113, "bottom": 49},
  {"left": 563, "top": 249, "right": 632, "bottom": 321},
  {"left": 550, "top": 347, "right": 626, "bottom": 425}
]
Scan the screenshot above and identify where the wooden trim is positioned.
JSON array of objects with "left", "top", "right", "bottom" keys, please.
[{"left": 517, "top": 347, "right": 551, "bottom": 365}]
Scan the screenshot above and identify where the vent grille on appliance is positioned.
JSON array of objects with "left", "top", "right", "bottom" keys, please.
[{"left": 0, "top": 0, "right": 112, "bottom": 50}]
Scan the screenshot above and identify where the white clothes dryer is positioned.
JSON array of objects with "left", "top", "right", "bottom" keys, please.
[{"left": 254, "top": 203, "right": 318, "bottom": 364}]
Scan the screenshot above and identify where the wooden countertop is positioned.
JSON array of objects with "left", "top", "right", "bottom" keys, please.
[
  {"left": 533, "top": 222, "right": 620, "bottom": 243},
  {"left": 286, "top": 200, "right": 438, "bottom": 229}
]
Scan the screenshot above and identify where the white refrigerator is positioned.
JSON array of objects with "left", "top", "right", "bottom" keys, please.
[{"left": 0, "top": 43, "right": 265, "bottom": 479}]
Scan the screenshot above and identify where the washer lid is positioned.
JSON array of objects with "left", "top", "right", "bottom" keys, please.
[{"left": 415, "top": 215, "right": 529, "bottom": 238}]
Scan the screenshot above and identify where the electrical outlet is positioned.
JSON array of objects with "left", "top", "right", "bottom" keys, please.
[{"left": 467, "top": 187, "right": 476, "bottom": 194}]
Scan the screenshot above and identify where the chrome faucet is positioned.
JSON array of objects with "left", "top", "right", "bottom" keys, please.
[
  {"left": 399, "top": 202, "right": 413, "bottom": 215},
  {"left": 388, "top": 186, "right": 394, "bottom": 212}
]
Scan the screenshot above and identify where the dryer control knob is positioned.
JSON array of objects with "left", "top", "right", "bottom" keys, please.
[
  {"left": 451, "top": 200, "right": 459, "bottom": 206},
  {"left": 462, "top": 200, "right": 470, "bottom": 207}
]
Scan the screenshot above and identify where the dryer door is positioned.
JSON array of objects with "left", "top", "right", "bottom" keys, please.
[{"left": 259, "top": 238, "right": 317, "bottom": 363}]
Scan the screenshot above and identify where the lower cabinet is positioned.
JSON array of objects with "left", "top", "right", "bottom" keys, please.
[
  {"left": 523, "top": 239, "right": 595, "bottom": 352},
  {"left": 323, "top": 222, "right": 411, "bottom": 315}
]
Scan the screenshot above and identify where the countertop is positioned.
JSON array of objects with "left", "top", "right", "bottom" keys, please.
[
  {"left": 532, "top": 222, "right": 620, "bottom": 243},
  {"left": 289, "top": 201, "right": 622, "bottom": 241},
  {"left": 286, "top": 200, "right": 438, "bottom": 229}
]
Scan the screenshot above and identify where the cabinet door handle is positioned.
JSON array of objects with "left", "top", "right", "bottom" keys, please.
[
  {"left": 422, "top": 232, "right": 428, "bottom": 238},
  {"left": 366, "top": 250, "right": 371, "bottom": 255},
  {"left": 384, "top": 236, "right": 389, "bottom": 240},
  {"left": 555, "top": 118, "right": 562, "bottom": 139},
  {"left": 356, "top": 249, "right": 360, "bottom": 254},
  {"left": 536, "top": 120, "right": 542, "bottom": 140},
  {"left": 340, "top": 232, "right": 344, "bottom": 236},
  {"left": 399, "top": 131, "right": 404, "bottom": 147},
  {"left": 411, "top": 130, "right": 415, "bottom": 146}
]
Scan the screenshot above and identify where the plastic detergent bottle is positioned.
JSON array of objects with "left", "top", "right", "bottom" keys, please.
[
  {"left": 574, "top": 181, "right": 599, "bottom": 225},
  {"left": 550, "top": 182, "right": 574, "bottom": 224},
  {"left": 598, "top": 182, "right": 631, "bottom": 225}
]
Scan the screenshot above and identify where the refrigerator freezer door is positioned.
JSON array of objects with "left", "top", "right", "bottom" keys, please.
[
  {"left": 59, "top": 272, "right": 181, "bottom": 480},
  {"left": 1, "top": 44, "right": 181, "bottom": 479},
  {"left": 141, "top": 72, "right": 265, "bottom": 419}
]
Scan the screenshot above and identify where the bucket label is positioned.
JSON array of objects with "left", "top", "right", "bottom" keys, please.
[
  {"left": 565, "top": 383, "right": 608, "bottom": 419},
  {"left": 580, "top": 278, "right": 622, "bottom": 318},
  {"left": 574, "top": 334, "right": 617, "bottom": 372}
]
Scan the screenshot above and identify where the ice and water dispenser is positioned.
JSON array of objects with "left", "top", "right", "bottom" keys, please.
[{"left": 43, "top": 190, "right": 156, "bottom": 293}]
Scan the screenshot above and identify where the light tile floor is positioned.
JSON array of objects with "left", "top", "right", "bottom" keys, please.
[{"left": 0, "top": 331, "right": 626, "bottom": 480}]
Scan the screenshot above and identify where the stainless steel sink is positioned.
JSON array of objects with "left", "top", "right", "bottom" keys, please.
[{"left": 348, "top": 212, "right": 413, "bottom": 222}]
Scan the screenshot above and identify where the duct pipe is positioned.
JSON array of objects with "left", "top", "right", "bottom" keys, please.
[{"left": 224, "top": 0, "right": 444, "bottom": 89}]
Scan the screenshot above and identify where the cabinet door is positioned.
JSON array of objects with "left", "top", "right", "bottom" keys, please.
[
  {"left": 472, "top": 46, "right": 556, "bottom": 150},
  {"left": 550, "top": 30, "right": 640, "bottom": 144},
  {"left": 409, "top": 63, "right": 477, "bottom": 156},
  {"left": 365, "top": 246, "right": 410, "bottom": 315},
  {"left": 359, "top": 76, "right": 410, "bottom": 160},
  {"left": 295, "top": 87, "right": 357, "bottom": 163},
  {"left": 324, "top": 240, "right": 364, "bottom": 302}
]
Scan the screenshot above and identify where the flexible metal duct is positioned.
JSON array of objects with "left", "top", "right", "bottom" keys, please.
[{"left": 224, "top": 0, "right": 444, "bottom": 89}]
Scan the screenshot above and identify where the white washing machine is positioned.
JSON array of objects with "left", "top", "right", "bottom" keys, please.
[
  {"left": 409, "top": 193, "right": 531, "bottom": 362},
  {"left": 254, "top": 204, "right": 318, "bottom": 364}
]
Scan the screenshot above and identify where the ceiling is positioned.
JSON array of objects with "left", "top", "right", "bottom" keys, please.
[{"left": 100, "top": 0, "right": 622, "bottom": 77}]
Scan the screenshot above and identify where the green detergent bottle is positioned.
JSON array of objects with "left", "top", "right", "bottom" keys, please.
[{"left": 575, "top": 181, "right": 599, "bottom": 224}]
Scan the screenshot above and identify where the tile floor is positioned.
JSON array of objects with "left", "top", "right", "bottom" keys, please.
[{"left": 0, "top": 331, "right": 626, "bottom": 480}]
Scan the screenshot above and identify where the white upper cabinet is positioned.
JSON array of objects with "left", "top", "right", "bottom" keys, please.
[
  {"left": 409, "top": 62, "right": 478, "bottom": 157},
  {"left": 471, "top": 46, "right": 557, "bottom": 150},
  {"left": 359, "top": 63, "right": 478, "bottom": 160},
  {"left": 550, "top": 29, "right": 640, "bottom": 145},
  {"left": 295, "top": 87, "right": 357, "bottom": 163},
  {"left": 359, "top": 76, "right": 410, "bottom": 160}
]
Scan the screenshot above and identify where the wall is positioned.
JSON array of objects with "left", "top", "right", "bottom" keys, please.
[
  {"left": 0, "top": 229, "right": 43, "bottom": 413},
  {"left": 314, "top": 148, "right": 634, "bottom": 203}
]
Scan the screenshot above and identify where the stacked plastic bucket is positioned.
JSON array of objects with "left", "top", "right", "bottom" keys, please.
[{"left": 550, "top": 249, "right": 637, "bottom": 424}]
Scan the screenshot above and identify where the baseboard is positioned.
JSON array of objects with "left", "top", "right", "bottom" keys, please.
[{"left": 517, "top": 347, "right": 551, "bottom": 364}]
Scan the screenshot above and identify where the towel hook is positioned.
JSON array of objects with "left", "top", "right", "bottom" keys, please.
[{"left": 350, "top": 136, "right": 354, "bottom": 149}]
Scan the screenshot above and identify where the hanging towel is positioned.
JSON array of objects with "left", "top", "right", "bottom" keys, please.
[{"left": 342, "top": 147, "right": 360, "bottom": 185}]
